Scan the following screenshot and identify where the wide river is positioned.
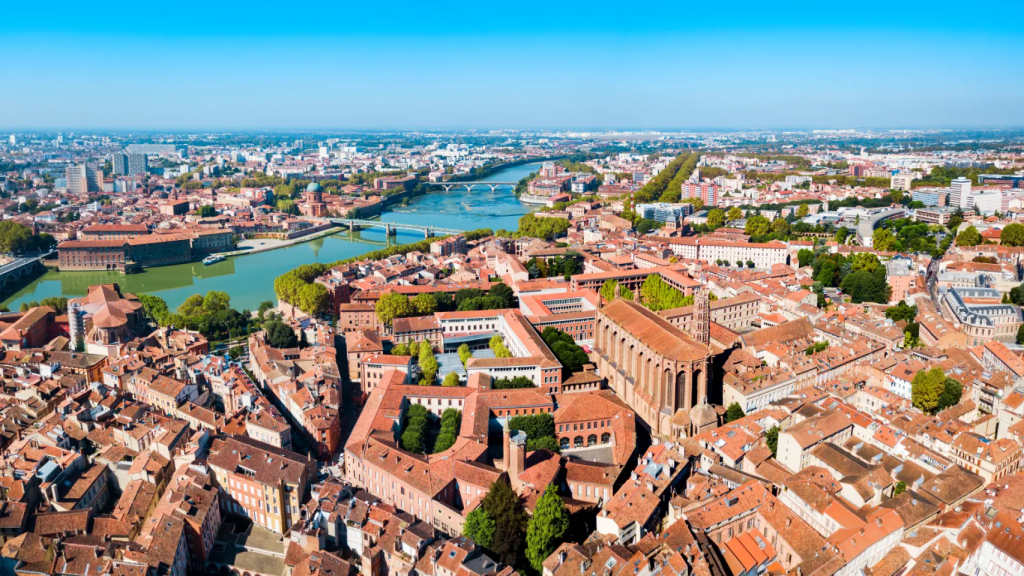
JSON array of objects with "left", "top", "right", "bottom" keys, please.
[{"left": 2, "top": 162, "right": 543, "bottom": 312}]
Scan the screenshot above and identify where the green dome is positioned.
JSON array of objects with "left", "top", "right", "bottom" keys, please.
[{"left": 306, "top": 182, "right": 322, "bottom": 193}]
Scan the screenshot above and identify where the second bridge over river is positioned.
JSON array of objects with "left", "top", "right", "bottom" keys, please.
[
  {"left": 329, "top": 218, "right": 464, "bottom": 238},
  {"left": 425, "top": 181, "right": 517, "bottom": 192}
]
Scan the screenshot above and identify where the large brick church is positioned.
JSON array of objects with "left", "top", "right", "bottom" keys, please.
[{"left": 591, "top": 289, "right": 716, "bottom": 438}]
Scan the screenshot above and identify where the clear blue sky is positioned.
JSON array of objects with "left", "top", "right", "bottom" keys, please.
[{"left": 3, "top": 0, "right": 1023, "bottom": 130}]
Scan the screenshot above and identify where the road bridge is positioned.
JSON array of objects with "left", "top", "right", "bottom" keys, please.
[
  {"left": 425, "top": 181, "right": 517, "bottom": 192},
  {"left": 0, "top": 252, "right": 52, "bottom": 288},
  {"left": 329, "top": 219, "right": 463, "bottom": 239}
]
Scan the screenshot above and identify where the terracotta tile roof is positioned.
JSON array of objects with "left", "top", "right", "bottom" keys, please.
[{"left": 600, "top": 299, "right": 709, "bottom": 362}]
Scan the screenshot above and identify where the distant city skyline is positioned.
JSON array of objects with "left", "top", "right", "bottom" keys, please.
[{"left": 4, "top": 0, "right": 1023, "bottom": 130}]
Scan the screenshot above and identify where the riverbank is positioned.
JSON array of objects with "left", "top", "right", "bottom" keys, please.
[
  {"left": 1, "top": 162, "right": 540, "bottom": 312},
  {"left": 221, "top": 225, "right": 344, "bottom": 258}
]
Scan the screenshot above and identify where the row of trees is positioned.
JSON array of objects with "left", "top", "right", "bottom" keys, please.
[
  {"left": 599, "top": 279, "right": 633, "bottom": 302},
  {"left": 375, "top": 284, "right": 516, "bottom": 328},
  {"left": 271, "top": 228, "right": 493, "bottom": 317},
  {"left": 633, "top": 153, "right": 689, "bottom": 204},
  {"left": 400, "top": 404, "right": 434, "bottom": 453},
  {"left": 419, "top": 342, "right": 439, "bottom": 384},
  {"left": 657, "top": 153, "right": 700, "bottom": 203},
  {"left": 540, "top": 328, "right": 589, "bottom": 378},
  {"left": 273, "top": 263, "right": 331, "bottom": 316},
  {"left": 513, "top": 213, "right": 570, "bottom": 241},
  {"left": 508, "top": 413, "right": 560, "bottom": 452},
  {"left": 490, "top": 334, "right": 512, "bottom": 358},
  {"left": 638, "top": 275, "right": 689, "bottom": 312},
  {"left": 434, "top": 408, "right": 462, "bottom": 452},
  {"left": 138, "top": 291, "right": 253, "bottom": 342},
  {"left": 0, "top": 221, "right": 57, "bottom": 255},
  {"left": 800, "top": 250, "right": 891, "bottom": 304},
  {"left": 525, "top": 254, "right": 581, "bottom": 280},
  {"left": 17, "top": 296, "right": 68, "bottom": 313},
  {"left": 872, "top": 217, "right": 952, "bottom": 257},
  {"left": 463, "top": 481, "right": 569, "bottom": 573},
  {"left": 493, "top": 376, "right": 536, "bottom": 389}
]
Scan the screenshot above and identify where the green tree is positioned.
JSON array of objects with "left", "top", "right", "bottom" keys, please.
[
  {"left": 745, "top": 215, "right": 770, "bottom": 237},
  {"left": 947, "top": 211, "right": 964, "bottom": 232},
  {"left": 797, "top": 249, "right": 814, "bottom": 268},
  {"left": 956, "top": 225, "right": 982, "bottom": 247},
  {"left": 873, "top": 228, "right": 897, "bottom": 252},
  {"left": 38, "top": 296, "right": 68, "bottom": 314},
  {"left": 198, "top": 205, "right": 218, "bottom": 217},
  {"left": 707, "top": 209, "right": 725, "bottom": 229},
  {"left": 392, "top": 342, "right": 410, "bottom": 356},
  {"left": 203, "top": 291, "right": 231, "bottom": 314},
  {"left": 725, "top": 402, "right": 745, "bottom": 423},
  {"left": 835, "top": 227, "right": 849, "bottom": 244},
  {"left": 458, "top": 343, "right": 472, "bottom": 366},
  {"left": 442, "top": 372, "right": 460, "bottom": 387},
  {"left": 0, "top": 221, "right": 38, "bottom": 254},
  {"left": 771, "top": 218, "right": 790, "bottom": 236},
  {"left": 434, "top": 408, "right": 462, "bottom": 452},
  {"left": 840, "top": 270, "right": 891, "bottom": 304},
  {"left": 412, "top": 292, "right": 438, "bottom": 315},
  {"left": 541, "top": 328, "right": 589, "bottom": 378},
  {"left": 726, "top": 206, "right": 742, "bottom": 221},
  {"left": 177, "top": 294, "right": 206, "bottom": 318},
  {"left": 526, "top": 484, "right": 570, "bottom": 572},
  {"left": 480, "top": 480, "right": 528, "bottom": 568},
  {"left": 528, "top": 436, "right": 561, "bottom": 452},
  {"left": 1017, "top": 325, "right": 1024, "bottom": 345},
  {"left": 911, "top": 367, "right": 946, "bottom": 414},
  {"left": 600, "top": 279, "right": 632, "bottom": 302},
  {"left": 797, "top": 204, "right": 810, "bottom": 218},
  {"left": 639, "top": 274, "right": 689, "bottom": 312},
  {"left": 937, "top": 378, "right": 962, "bottom": 412},
  {"left": 265, "top": 320, "right": 298, "bottom": 348},
  {"left": 376, "top": 293, "right": 415, "bottom": 328},
  {"left": 490, "top": 283, "right": 515, "bottom": 308},
  {"left": 894, "top": 481, "right": 907, "bottom": 496},
  {"left": 463, "top": 507, "right": 496, "bottom": 549},
  {"left": 419, "top": 343, "right": 439, "bottom": 384},
  {"left": 885, "top": 301, "right": 918, "bottom": 323},
  {"left": 1002, "top": 223, "right": 1024, "bottom": 247},
  {"left": 401, "top": 404, "right": 429, "bottom": 453},
  {"left": 766, "top": 426, "right": 779, "bottom": 457}
]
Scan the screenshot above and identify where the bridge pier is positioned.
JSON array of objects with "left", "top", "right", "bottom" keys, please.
[
  {"left": 424, "top": 229, "right": 433, "bottom": 239},
  {"left": 385, "top": 224, "right": 396, "bottom": 237},
  {"left": 443, "top": 185, "right": 453, "bottom": 192},
  {"left": 488, "top": 184, "right": 498, "bottom": 192}
]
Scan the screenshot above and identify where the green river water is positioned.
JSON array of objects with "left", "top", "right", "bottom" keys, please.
[{"left": 2, "top": 162, "right": 543, "bottom": 311}]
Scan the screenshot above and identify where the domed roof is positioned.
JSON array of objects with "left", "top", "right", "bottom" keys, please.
[
  {"left": 689, "top": 403, "right": 718, "bottom": 427},
  {"left": 306, "top": 182, "right": 322, "bottom": 193}
]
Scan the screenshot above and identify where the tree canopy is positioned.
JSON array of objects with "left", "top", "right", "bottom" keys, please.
[
  {"left": 956, "top": 225, "right": 982, "bottom": 247},
  {"left": 526, "top": 485, "right": 570, "bottom": 572},
  {"left": 912, "top": 367, "right": 946, "bottom": 414},
  {"left": 1002, "top": 223, "right": 1024, "bottom": 247}
]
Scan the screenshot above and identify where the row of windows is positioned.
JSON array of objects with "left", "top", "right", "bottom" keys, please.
[{"left": 560, "top": 420, "right": 611, "bottom": 432}]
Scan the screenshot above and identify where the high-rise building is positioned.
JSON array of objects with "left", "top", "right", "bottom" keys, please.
[
  {"left": 128, "top": 153, "right": 148, "bottom": 175},
  {"left": 65, "top": 164, "right": 103, "bottom": 194},
  {"left": 8, "top": 135, "right": 14, "bottom": 145},
  {"left": 112, "top": 153, "right": 128, "bottom": 175},
  {"left": 950, "top": 177, "right": 972, "bottom": 209}
]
